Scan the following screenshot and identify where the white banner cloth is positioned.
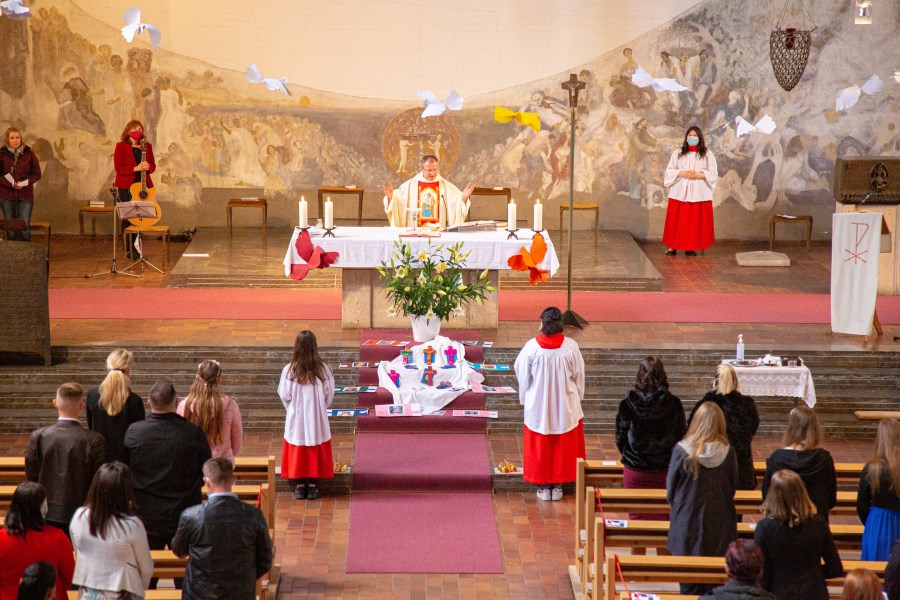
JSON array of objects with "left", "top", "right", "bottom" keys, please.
[
  {"left": 728, "top": 364, "right": 817, "bottom": 408},
  {"left": 283, "top": 226, "right": 559, "bottom": 276},
  {"left": 831, "top": 212, "right": 882, "bottom": 335},
  {"left": 376, "top": 336, "right": 484, "bottom": 414}
]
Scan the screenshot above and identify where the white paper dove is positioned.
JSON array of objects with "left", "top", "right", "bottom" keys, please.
[
  {"left": 246, "top": 64, "right": 290, "bottom": 96},
  {"left": 1, "top": 0, "right": 30, "bottom": 18},
  {"left": 835, "top": 74, "right": 883, "bottom": 111},
  {"left": 416, "top": 89, "right": 464, "bottom": 118},
  {"left": 735, "top": 114, "right": 777, "bottom": 137},
  {"left": 631, "top": 66, "right": 688, "bottom": 93},
  {"left": 121, "top": 7, "right": 161, "bottom": 48},
  {"left": 894, "top": 71, "right": 900, "bottom": 85}
]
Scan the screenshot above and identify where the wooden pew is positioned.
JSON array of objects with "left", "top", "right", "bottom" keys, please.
[
  {"left": 855, "top": 410, "right": 900, "bottom": 421},
  {"left": 0, "top": 456, "right": 25, "bottom": 483},
  {"left": 602, "top": 554, "right": 885, "bottom": 600}
]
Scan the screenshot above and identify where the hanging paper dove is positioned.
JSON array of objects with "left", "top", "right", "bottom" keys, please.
[
  {"left": 894, "top": 71, "right": 900, "bottom": 85},
  {"left": 734, "top": 114, "right": 777, "bottom": 137},
  {"left": 416, "top": 89, "right": 463, "bottom": 118},
  {"left": 121, "top": 7, "right": 161, "bottom": 49},
  {"left": 835, "top": 74, "right": 883, "bottom": 112},
  {"left": 631, "top": 66, "right": 688, "bottom": 93},
  {"left": 246, "top": 64, "right": 291, "bottom": 96},
  {"left": 493, "top": 106, "right": 541, "bottom": 132},
  {"left": 1, "top": 0, "right": 30, "bottom": 19}
]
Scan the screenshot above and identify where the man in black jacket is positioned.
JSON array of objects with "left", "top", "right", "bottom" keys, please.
[
  {"left": 172, "top": 457, "right": 273, "bottom": 600},
  {"left": 124, "top": 379, "right": 211, "bottom": 588}
]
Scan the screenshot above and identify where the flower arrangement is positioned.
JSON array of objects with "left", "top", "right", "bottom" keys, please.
[{"left": 377, "top": 240, "right": 496, "bottom": 321}]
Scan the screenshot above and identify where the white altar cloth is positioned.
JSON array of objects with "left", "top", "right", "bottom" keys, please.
[
  {"left": 725, "top": 361, "right": 817, "bottom": 407},
  {"left": 282, "top": 226, "right": 560, "bottom": 276}
]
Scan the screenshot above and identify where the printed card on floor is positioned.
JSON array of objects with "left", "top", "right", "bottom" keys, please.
[
  {"left": 338, "top": 362, "right": 378, "bottom": 369},
  {"left": 605, "top": 519, "right": 628, "bottom": 528},
  {"left": 469, "top": 363, "right": 510, "bottom": 371},
  {"left": 334, "top": 385, "right": 378, "bottom": 394},
  {"left": 460, "top": 340, "right": 493, "bottom": 347},
  {"left": 630, "top": 594, "right": 660, "bottom": 600},
  {"left": 471, "top": 382, "right": 516, "bottom": 394},
  {"left": 362, "top": 339, "right": 409, "bottom": 347},
  {"left": 451, "top": 410, "right": 498, "bottom": 418},
  {"left": 327, "top": 408, "right": 370, "bottom": 417},
  {"left": 601, "top": 460, "right": 618, "bottom": 466},
  {"left": 424, "top": 410, "right": 446, "bottom": 416},
  {"left": 374, "top": 403, "right": 423, "bottom": 417}
]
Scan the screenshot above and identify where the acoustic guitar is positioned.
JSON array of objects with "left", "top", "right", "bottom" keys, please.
[{"left": 128, "top": 139, "right": 161, "bottom": 227}]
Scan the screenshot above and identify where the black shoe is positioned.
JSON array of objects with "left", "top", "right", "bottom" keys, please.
[
  {"left": 665, "top": 249, "right": 676, "bottom": 256},
  {"left": 685, "top": 250, "right": 697, "bottom": 256},
  {"left": 306, "top": 486, "right": 319, "bottom": 500},
  {"left": 294, "top": 485, "right": 307, "bottom": 500}
]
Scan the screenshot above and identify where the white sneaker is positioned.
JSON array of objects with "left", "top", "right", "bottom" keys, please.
[
  {"left": 536, "top": 488, "right": 551, "bottom": 501},
  {"left": 551, "top": 487, "right": 563, "bottom": 501}
]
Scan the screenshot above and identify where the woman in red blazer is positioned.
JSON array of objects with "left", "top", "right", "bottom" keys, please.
[{"left": 113, "top": 119, "right": 155, "bottom": 202}]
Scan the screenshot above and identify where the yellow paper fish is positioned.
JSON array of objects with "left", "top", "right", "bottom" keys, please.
[{"left": 493, "top": 106, "right": 541, "bottom": 132}]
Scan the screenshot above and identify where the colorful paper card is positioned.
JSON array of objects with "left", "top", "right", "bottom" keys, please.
[
  {"left": 327, "top": 408, "right": 370, "bottom": 417},
  {"left": 471, "top": 382, "right": 516, "bottom": 394},
  {"left": 334, "top": 385, "right": 378, "bottom": 394},
  {"left": 374, "top": 403, "right": 423, "bottom": 417},
  {"left": 460, "top": 340, "right": 493, "bottom": 347},
  {"left": 469, "top": 363, "right": 510, "bottom": 371},
  {"left": 451, "top": 410, "right": 498, "bottom": 418},
  {"left": 605, "top": 519, "right": 628, "bottom": 528},
  {"left": 362, "top": 339, "right": 410, "bottom": 347},
  {"left": 338, "top": 361, "right": 379, "bottom": 368}
]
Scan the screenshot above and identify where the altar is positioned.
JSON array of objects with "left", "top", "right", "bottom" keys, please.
[{"left": 282, "top": 226, "right": 560, "bottom": 328}]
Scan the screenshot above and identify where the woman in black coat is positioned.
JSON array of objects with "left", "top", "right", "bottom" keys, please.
[
  {"left": 616, "top": 356, "right": 686, "bottom": 520},
  {"left": 689, "top": 363, "right": 759, "bottom": 490},
  {"left": 755, "top": 469, "right": 843, "bottom": 600}
]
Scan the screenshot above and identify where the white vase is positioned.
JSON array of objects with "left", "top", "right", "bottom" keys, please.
[{"left": 410, "top": 315, "right": 441, "bottom": 342}]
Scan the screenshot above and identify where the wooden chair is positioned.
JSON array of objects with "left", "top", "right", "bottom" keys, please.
[
  {"left": 769, "top": 214, "right": 812, "bottom": 250},
  {"left": 227, "top": 197, "right": 268, "bottom": 233},
  {"left": 123, "top": 224, "right": 170, "bottom": 259},
  {"left": 79, "top": 204, "right": 116, "bottom": 240},
  {"left": 318, "top": 186, "right": 364, "bottom": 226},
  {"left": 467, "top": 187, "right": 512, "bottom": 222},
  {"left": 560, "top": 201, "right": 599, "bottom": 237},
  {"left": 30, "top": 221, "right": 51, "bottom": 259}
]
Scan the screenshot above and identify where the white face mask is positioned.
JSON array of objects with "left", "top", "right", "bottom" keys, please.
[{"left": 41, "top": 500, "right": 48, "bottom": 518}]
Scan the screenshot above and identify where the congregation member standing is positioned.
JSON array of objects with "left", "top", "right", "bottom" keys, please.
[
  {"left": 124, "top": 379, "right": 211, "bottom": 589},
  {"left": 172, "top": 458, "right": 273, "bottom": 600},
  {"left": 662, "top": 126, "right": 717, "bottom": 256},
  {"left": 514, "top": 306, "right": 586, "bottom": 501},
  {"left": 616, "top": 356, "right": 686, "bottom": 519},
  {"left": 178, "top": 359, "right": 244, "bottom": 462},
  {"left": 667, "top": 402, "right": 737, "bottom": 596},
  {"left": 857, "top": 418, "right": 900, "bottom": 561},
  {"left": 86, "top": 348, "right": 145, "bottom": 463},
  {"left": 755, "top": 469, "right": 843, "bottom": 600},
  {"left": 0, "top": 483, "right": 74, "bottom": 600},
  {"left": 689, "top": 363, "right": 759, "bottom": 491},
  {"left": 24, "top": 382, "right": 105, "bottom": 537},
  {"left": 70, "top": 462, "right": 153, "bottom": 598},
  {"left": 278, "top": 331, "right": 334, "bottom": 500},
  {"left": 762, "top": 406, "right": 837, "bottom": 520},
  {"left": 0, "top": 127, "right": 42, "bottom": 242}
]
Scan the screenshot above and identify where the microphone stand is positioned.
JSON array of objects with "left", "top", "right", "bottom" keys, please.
[{"left": 560, "top": 73, "right": 589, "bottom": 329}]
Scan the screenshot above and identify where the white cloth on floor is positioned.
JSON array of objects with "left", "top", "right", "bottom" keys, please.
[
  {"left": 831, "top": 212, "right": 882, "bottom": 335},
  {"left": 377, "top": 335, "right": 484, "bottom": 413}
]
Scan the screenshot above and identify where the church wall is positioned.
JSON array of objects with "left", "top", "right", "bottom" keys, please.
[{"left": 1, "top": 0, "right": 898, "bottom": 240}]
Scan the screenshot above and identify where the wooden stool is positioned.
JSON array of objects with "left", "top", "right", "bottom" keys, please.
[
  {"left": 79, "top": 204, "right": 115, "bottom": 240},
  {"left": 318, "top": 186, "right": 364, "bottom": 226},
  {"left": 123, "top": 224, "right": 170, "bottom": 259},
  {"left": 769, "top": 214, "right": 812, "bottom": 250},
  {"left": 30, "top": 221, "right": 51, "bottom": 259},
  {"left": 559, "top": 202, "right": 599, "bottom": 236},
  {"left": 227, "top": 198, "right": 267, "bottom": 233}
]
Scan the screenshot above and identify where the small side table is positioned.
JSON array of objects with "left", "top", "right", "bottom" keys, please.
[
  {"left": 227, "top": 198, "right": 267, "bottom": 234},
  {"left": 769, "top": 214, "right": 812, "bottom": 250}
]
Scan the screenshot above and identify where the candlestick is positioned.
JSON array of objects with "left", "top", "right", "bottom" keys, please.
[
  {"left": 533, "top": 200, "right": 543, "bottom": 231},
  {"left": 298, "top": 196, "right": 308, "bottom": 228},
  {"left": 507, "top": 200, "right": 517, "bottom": 231},
  {"left": 324, "top": 197, "right": 334, "bottom": 229}
]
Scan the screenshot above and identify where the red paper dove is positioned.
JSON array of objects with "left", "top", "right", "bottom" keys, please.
[
  {"left": 290, "top": 230, "right": 339, "bottom": 281},
  {"left": 507, "top": 233, "right": 549, "bottom": 285}
]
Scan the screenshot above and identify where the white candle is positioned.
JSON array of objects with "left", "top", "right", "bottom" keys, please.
[
  {"left": 507, "top": 200, "right": 517, "bottom": 230},
  {"left": 324, "top": 197, "right": 334, "bottom": 229},
  {"left": 533, "top": 200, "right": 543, "bottom": 231},
  {"left": 298, "top": 196, "right": 308, "bottom": 228}
]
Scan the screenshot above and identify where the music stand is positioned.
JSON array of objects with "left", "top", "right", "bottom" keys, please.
[
  {"left": 85, "top": 197, "right": 140, "bottom": 279},
  {"left": 118, "top": 201, "right": 165, "bottom": 275}
]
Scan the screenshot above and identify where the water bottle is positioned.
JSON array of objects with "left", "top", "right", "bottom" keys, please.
[{"left": 736, "top": 334, "right": 745, "bottom": 360}]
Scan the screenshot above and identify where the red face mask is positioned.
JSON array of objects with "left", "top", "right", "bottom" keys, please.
[{"left": 129, "top": 131, "right": 143, "bottom": 141}]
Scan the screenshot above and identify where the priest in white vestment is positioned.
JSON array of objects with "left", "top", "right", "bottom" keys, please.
[
  {"left": 514, "top": 306, "right": 586, "bottom": 501},
  {"left": 383, "top": 154, "right": 475, "bottom": 228}
]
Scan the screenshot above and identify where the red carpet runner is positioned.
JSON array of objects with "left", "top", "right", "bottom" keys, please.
[{"left": 344, "top": 331, "right": 503, "bottom": 574}]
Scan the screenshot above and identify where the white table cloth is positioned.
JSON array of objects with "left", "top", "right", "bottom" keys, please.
[
  {"left": 282, "top": 226, "right": 560, "bottom": 276},
  {"left": 725, "top": 362, "right": 817, "bottom": 407}
]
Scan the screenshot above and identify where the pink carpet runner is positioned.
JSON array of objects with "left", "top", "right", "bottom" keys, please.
[
  {"left": 48, "top": 288, "right": 900, "bottom": 324},
  {"left": 345, "top": 331, "right": 503, "bottom": 574}
]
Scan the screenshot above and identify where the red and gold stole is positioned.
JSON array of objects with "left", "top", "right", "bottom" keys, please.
[{"left": 417, "top": 180, "right": 440, "bottom": 226}]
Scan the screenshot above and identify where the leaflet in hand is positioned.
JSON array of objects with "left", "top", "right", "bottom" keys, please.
[
  {"left": 3, "top": 174, "right": 14, "bottom": 185},
  {"left": 374, "top": 403, "right": 423, "bottom": 417}
]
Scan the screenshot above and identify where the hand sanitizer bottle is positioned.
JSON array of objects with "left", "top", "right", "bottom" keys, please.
[{"left": 736, "top": 335, "right": 745, "bottom": 360}]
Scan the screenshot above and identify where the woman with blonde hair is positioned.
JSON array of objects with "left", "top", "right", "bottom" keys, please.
[
  {"left": 841, "top": 568, "right": 883, "bottom": 600},
  {"left": 762, "top": 405, "right": 837, "bottom": 520},
  {"left": 689, "top": 363, "right": 759, "bottom": 490},
  {"left": 177, "top": 359, "right": 244, "bottom": 462},
  {"left": 755, "top": 469, "right": 843, "bottom": 600},
  {"left": 0, "top": 127, "right": 42, "bottom": 242},
  {"left": 667, "top": 401, "right": 737, "bottom": 595},
  {"left": 86, "top": 349, "right": 145, "bottom": 463},
  {"left": 857, "top": 418, "right": 900, "bottom": 560}
]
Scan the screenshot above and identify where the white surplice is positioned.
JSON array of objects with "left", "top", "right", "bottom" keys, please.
[
  {"left": 663, "top": 149, "right": 718, "bottom": 202},
  {"left": 514, "top": 337, "right": 585, "bottom": 435},
  {"left": 383, "top": 173, "right": 470, "bottom": 228},
  {"left": 277, "top": 363, "right": 334, "bottom": 446}
]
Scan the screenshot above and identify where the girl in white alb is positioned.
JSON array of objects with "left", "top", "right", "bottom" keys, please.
[
  {"left": 278, "top": 330, "right": 334, "bottom": 500},
  {"left": 662, "top": 126, "right": 718, "bottom": 256}
]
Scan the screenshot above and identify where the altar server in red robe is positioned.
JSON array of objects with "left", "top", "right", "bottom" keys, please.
[
  {"left": 278, "top": 330, "right": 334, "bottom": 500},
  {"left": 514, "top": 306, "right": 586, "bottom": 501},
  {"left": 662, "top": 126, "right": 718, "bottom": 256}
]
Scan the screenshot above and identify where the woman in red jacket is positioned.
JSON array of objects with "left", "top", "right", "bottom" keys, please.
[
  {"left": 0, "top": 127, "right": 42, "bottom": 242},
  {"left": 113, "top": 120, "right": 155, "bottom": 202}
]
